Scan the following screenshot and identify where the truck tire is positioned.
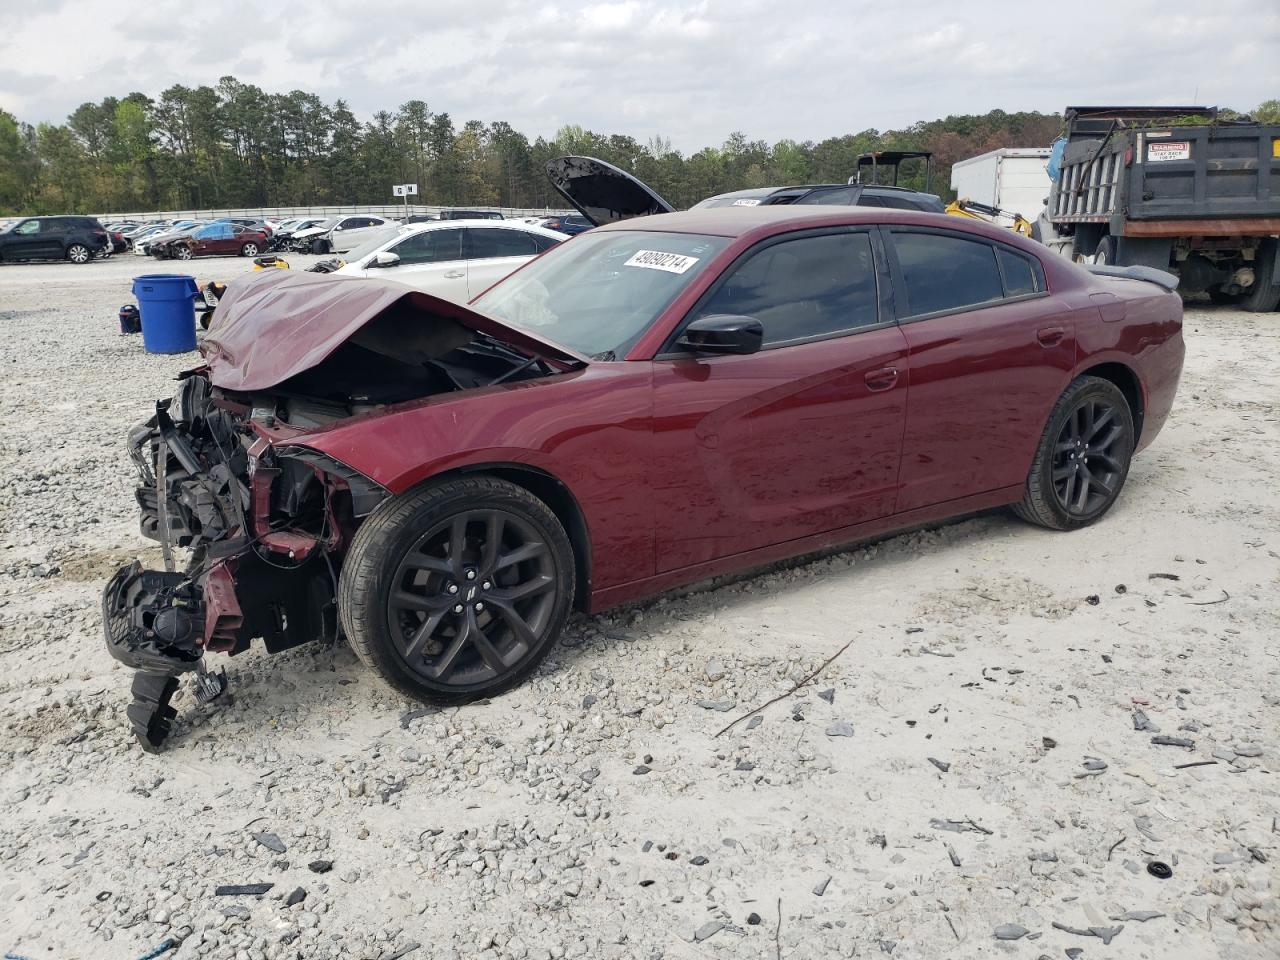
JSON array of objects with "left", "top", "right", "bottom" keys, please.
[
  {"left": 1093, "top": 235, "right": 1116, "bottom": 266},
  {"left": 1240, "top": 239, "right": 1280, "bottom": 313}
]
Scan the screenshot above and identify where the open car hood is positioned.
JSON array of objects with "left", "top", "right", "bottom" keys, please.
[
  {"left": 200, "top": 269, "right": 590, "bottom": 392},
  {"left": 546, "top": 156, "right": 675, "bottom": 226}
]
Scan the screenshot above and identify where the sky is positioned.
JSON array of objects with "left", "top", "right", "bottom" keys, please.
[{"left": 0, "top": 0, "right": 1276, "bottom": 151}]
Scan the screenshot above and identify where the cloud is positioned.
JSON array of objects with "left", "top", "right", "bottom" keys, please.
[{"left": 0, "top": 0, "right": 1275, "bottom": 151}]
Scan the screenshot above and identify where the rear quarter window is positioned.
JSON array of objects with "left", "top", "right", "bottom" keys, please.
[{"left": 996, "top": 246, "right": 1045, "bottom": 296}]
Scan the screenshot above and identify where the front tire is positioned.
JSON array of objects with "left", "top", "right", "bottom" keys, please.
[
  {"left": 174, "top": 246, "right": 193, "bottom": 261},
  {"left": 66, "top": 243, "right": 91, "bottom": 264},
  {"left": 338, "top": 476, "right": 576, "bottom": 704},
  {"left": 310, "top": 238, "right": 330, "bottom": 255},
  {"left": 1013, "top": 376, "right": 1135, "bottom": 530}
]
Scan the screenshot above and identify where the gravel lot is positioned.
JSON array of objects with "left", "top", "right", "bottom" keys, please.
[{"left": 1, "top": 254, "right": 1277, "bottom": 960}]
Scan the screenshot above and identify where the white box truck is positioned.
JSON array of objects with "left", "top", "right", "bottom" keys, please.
[{"left": 950, "top": 148, "right": 1052, "bottom": 222}]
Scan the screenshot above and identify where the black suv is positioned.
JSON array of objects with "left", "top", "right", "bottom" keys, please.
[{"left": 0, "top": 216, "right": 110, "bottom": 263}]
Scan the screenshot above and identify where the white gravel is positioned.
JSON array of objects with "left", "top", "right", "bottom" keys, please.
[{"left": 1, "top": 255, "right": 1277, "bottom": 960}]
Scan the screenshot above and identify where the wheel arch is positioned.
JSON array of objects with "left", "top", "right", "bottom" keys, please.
[
  {"left": 1077, "top": 361, "right": 1145, "bottom": 443},
  {"left": 412, "top": 462, "right": 593, "bottom": 612}
]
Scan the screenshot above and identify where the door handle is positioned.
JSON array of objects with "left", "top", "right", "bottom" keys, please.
[
  {"left": 864, "top": 366, "right": 899, "bottom": 391},
  {"left": 444, "top": 270, "right": 465, "bottom": 279},
  {"left": 1037, "top": 326, "right": 1066, "bottom": 347}
]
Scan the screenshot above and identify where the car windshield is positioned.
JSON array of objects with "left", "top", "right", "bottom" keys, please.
[
  {"left": 344, "top": 226, "right": 404, "bottom": 262},
  {"left": 474, "top": 230, "right": 730, "bottom": 358}
]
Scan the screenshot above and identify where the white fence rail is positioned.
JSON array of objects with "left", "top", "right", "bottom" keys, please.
[{"left": 94, "top": 204, "right": 571, "bottom": 222}]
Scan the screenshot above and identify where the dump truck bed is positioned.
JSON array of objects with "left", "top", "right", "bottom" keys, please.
[{"left": 1050, "top": 115, "right": 1280, "bottom": 234}]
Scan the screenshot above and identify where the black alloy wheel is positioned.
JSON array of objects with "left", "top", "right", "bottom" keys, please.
[
  {"left": 1051, "top": 396, "right": 1126, "bottom": 516},
  {"left": 388, "top": 508, "right": 556, "bottom": 686},
  {"left": 1014, "top": 375, "right": 1134, "bottom": 530},
  {"left": 339, "top": 477, "right": 575, "bottom": 702}
]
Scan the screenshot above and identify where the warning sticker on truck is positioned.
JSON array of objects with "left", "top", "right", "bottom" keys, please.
[{"left": 1147, "top": 141, "right": 1190, "bottom": 162}]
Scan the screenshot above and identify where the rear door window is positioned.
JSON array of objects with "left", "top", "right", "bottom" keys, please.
[
  {"left": 391, "top": 228, "right": 463, "bottom": 264},
  {"left": 465, "top": 228, "right": 539, "bottom": 259},
  {"left": 891, "top": 231, "right": 1004, "bottom": 318},
  {"left": 690, "top": 231, "right": 880, "bottom": 347}
]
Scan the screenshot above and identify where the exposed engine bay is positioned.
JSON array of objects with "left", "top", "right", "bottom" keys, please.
[{"left": 104, "top": 270, "right": 574, "bottom": 750}]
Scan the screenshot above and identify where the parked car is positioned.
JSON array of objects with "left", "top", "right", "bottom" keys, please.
[
  {"left": 104, "top": 202, "right": 1184, "bottom": 747},
  {"left": 109, "top": 230, "right": 129, "bottom": 253},
  {"left": 269, "top": 218, "right": 327, "bottom": 251},
  {"left": 290, "top": 215, "right": 395, "bottom": 254},
  {"left": 135, "top": 221, "right": 205, "bottom": 256},
  {"left": 539, "top": 213, "right": 594, "bottom": 235},
  {"left": 0, "top": 215, "right": 110, "bottom": 263},
  {"left": 151, "top": 222, "right": 270, "bottom": 260},
  {"left": 220, "top": 217, "right": 273, "bottom": 237},
  {"left": 333, "top": 220, "right": 564, "bottom": 301},
  {"left": 439, "top": 209, "right": 504, "bottom": 220}
]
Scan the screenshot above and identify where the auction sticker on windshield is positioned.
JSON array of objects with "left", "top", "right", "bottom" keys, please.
[{"left": 624, "top": 250, "right": 700, "bottom": 274}]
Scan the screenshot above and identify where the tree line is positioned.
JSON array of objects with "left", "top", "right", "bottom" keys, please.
[{"left": 1, "top": 79, "right": 1276, "bottom": 216}]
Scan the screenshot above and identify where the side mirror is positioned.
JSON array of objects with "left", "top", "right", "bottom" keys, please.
[
  {"left": 371, "top": 251, "right": 401, "bottom": 268},
  {"left": 675, "top": 314, "right": 763, "bottom": 356}
]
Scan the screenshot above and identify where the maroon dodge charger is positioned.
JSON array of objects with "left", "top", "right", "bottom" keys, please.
[{"left": 105, "top": 204, "right": 1184, "bottom": 748}]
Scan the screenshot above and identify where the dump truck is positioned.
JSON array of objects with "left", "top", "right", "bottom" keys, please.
[{"left": 1043, "top": 106, "right": 1280, "bottom": 310}]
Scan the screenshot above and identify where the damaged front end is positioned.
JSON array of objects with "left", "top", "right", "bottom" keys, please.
[
  {"left": 105, "top": 373, "right": 381, "bottom": 749},
  {"left": 105, "top": 270, "right": 587, "bottom": 750}
]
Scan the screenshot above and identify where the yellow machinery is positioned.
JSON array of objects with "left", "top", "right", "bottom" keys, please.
[{"left": 945, "top": 198, "right": 1034, "bottom": 237}]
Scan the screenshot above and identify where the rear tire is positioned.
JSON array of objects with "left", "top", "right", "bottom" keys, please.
[
  {"left": 1240, "top": 239, "right": 1280, "bottom": 313},
  {"left": 1093, "top": 235, "right": 1116, "bottom": 266},
  {"left": 338, "top": 476, "right": 576, "bottom": 704},
  {"left": 1013, "top": 376, "right": 1135, "bottom": 531},
  {"left": 240, "top": 242, "right": 259, "bottom": 257},
  {"left": 66, "top": 243, "right": 91, "bottom": 264}
]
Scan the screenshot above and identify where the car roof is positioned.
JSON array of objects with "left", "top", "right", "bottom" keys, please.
[
  {"left": 398, "top": 218, "right": 564, "bottom": 237},
  {"left": 594, "top": 205, "right": 1033, "bottom": 247}
]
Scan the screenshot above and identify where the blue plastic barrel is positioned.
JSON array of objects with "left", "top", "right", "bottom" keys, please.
[{"left": 132, "top": 274, "right": 199, "bottom": 353}]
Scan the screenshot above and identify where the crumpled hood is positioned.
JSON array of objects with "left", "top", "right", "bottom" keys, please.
[
  {"left": 199, "top": 269, "right": 589, "bottom": 392},
  {"left": 291, "top": 226, "right": 328, "bottom": 240}
]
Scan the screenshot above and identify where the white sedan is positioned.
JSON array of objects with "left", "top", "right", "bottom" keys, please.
[{"left": 333, "top": 220, "right": 566, "bottom": 302}]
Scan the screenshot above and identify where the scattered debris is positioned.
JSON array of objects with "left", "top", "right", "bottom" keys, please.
[
  {"left": 1112, "top": 910, "right": 1165, "bottom": 922},
  {"left": 693, "top": 920, "right": 724, "bottom": 942},
  {"left": 813, "top": 875, "right": 831, "bottom": 896},
  {"left": 1147, "top": 861, "right": 1173, "bottom": 879},
  {"left": 825, "top": 721, "right": 855, "bottom": 738},
  {"left": 306, "top": 861, "right": 333, "bottom": 874},
  {"left": 1107, "top": 836, "right": 1126, "bottom": 860},
  {"left": 697, "top": 699, "right": 736, "bottom": 712},
  {"left": 930, "top": 818, "right": 993, "bottom": 835},
  {"left": 1148, "top": 572, "right": 1181, "bottom": 581},
  {"left": 284, "top": 887, "right": 306, "bottom": 907},
  {"left": 1132, "top": 708, "right": 1159, "bottom": 732},
  {"left": 1042, "top": 737, "right": 1058, "bottom": 750},
  {"left": 927, "top": 757, "right": 950, "bottom": 773},
  {"left": 1051, "top": 921, "right": 1123, "bottom": 945},
  {"left": 1151, "top": 735, "right": 1194, "bottom": 748},
  {"left": 992, "top": 923, "right": 1029, "bottom": 940},
  {"left": 1174, "top": 760, "right": 1218, "bottom": 770},
  {"left": 214, "top": 883, "right": 273, "bottom": 896},
  {"left": 252, "top": 832, "right": 286, "bottom": 854},
  {"left": 746, "top": 913, "right": 762, "bottom": 926},
  {"left": 946, "top": 844, "right": 961, "bottom": 867},
  {"left": 715, "top": 636, "right": 858, "bottom": 737},
  {"left": 818, "top": 688, "right": 835, "bottom": 704}
]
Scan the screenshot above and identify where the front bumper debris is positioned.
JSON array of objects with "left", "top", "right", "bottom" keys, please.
[{"left": 104, "top": 375, "right": 354, "bottom": 750}]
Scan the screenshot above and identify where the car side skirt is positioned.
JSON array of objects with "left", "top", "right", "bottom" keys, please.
[{"left": 588, "top": 484, "right": 1024, "bottom": 613}]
